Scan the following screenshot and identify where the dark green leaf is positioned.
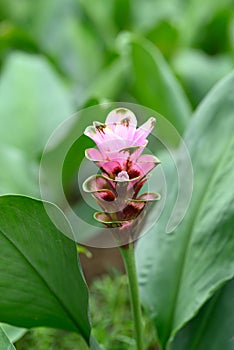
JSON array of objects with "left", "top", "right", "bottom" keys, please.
[
  {"left": 179, "top": 0, "right": 234, "bottom": 46},
  {"left": 0, "top": 195, "right": 91, "bottom": 343},
  {"left": 171, "top": 278, "right": 234, "bottom": 350}
]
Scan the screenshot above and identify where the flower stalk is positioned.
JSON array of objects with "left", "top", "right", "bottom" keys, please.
[{"left": 120, "top": 242, "right": 144, "bottom": 350}]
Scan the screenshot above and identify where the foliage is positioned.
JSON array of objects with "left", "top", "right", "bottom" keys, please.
[
  {"left": 0, "top": 326, "right": 16, "bottom": 350},
  {"left": 0, "top": 0, "right": 233, "bottom": 349},
  {"left": 15, "top": 327, "right": 88, "bottom": 350},
  {"left": 136, "top": 73, "right": 234, "bottom": 348},
  {"left": 0, "top": 196, "right": 90, "bottom": 342},
  {"left": 15, "top": 271, "right": 158, "bottom": 350}
]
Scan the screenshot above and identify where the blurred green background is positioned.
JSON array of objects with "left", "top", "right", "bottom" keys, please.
[
  {"left": 0, "top": 0, "right": 234, "bottom": 349},
  {"left": 0, "top": 0, "right": 234, "bottom": 197}
]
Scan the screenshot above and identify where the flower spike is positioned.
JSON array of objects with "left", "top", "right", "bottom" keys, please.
[{"left": 83, "top": 108, "right": 160, "bottom": 242}]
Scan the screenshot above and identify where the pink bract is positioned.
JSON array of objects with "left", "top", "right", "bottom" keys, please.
[
  {"left": 83, "top": 107, "right": 160, "bottom": 237},
  {"left": 84, "top": 108, "right": 158, "bottom": 181}
]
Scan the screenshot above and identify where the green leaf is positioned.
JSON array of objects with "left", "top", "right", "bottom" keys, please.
[
  {"left": 171, "top": 278, "right": 234, "bottom": 350},
  {"left": 172, "top": 49, "right": 234, "bottom": 106},
  {"left": 131, "top": 0, "right": 182, "bottom": 33},
  {"left": 0, "top": 0, "right": 104, "bottom": 91},
  {"left": 127, "top": 35, "right": 191, "bottom": 134},
  {"left": 146, "top": 20, "right": 179, "bottom": 58},
  {"left": 0, "top": 326, "right": 16, "bottom": 350},
  {"left": 136, "top": 72, "right": 234, "bottom": 348},
  {"left": 0, "top": 51, "right": 73, "bottom": 158},
  {"left": 0, "top": 52, "right": 73, "bottom": 197},
  {"left": 31, "top": 0, "right": 104, "bottom": 91},
  {"left": 0, "top": 145, "right": 39, "bottom": 196},
  {"left": 179, "top": 0, "right": 234, "bottom": 46},
  {"left": 113, "top": 0, "right": 131, "bottom": 31},
  {"left": 0, "top": 323, "right": 26, "bottom": 343},
  {"left": 87, "top": 59, "right": 125, "bottom": 102},
  {"left": 79, "top": 0, "right": 117, "bottom": 47},
  {"left": 0, "top": 195, "right": 91, "bottom": 343}
]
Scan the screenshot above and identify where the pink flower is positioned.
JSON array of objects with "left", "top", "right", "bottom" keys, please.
[
  {"left": 84, "top": 108, "right": 159, "bottom": 180},
  {"left": 83, "top": 108, "right": 160, "bottom": 241}
]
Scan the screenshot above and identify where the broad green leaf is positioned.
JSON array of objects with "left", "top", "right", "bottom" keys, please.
[
  {"left": 31, "top": 0, "right": 104, "bottom": 90},
  {"left": 0, "top": 195, "right": 91, "bottom": 343},
  {"left": 113, "top": 0, "right": 131, "bottom": 31},
  {"left": 136, "top": 72, "right": 234, "bottom": 348},
  {"left": 171, "top": 278, "right": 234, "bottom": 350},
  {"left": 146, "top": 20, "right": 179, "bottom": 58},
  {"left": 0, "top": 145, "right": 38, "bottom": 196},
  {"left": 127, "top": 35, "right": 191, "bottom": 134},
  {"left": 0, "top": 326, "right": 15, "bottom": 350},
  {"left": 0, "top": 323, "right": 26, "bottom": 343},
  {"left": 79, "top": 0, "right": 117, "bottom": 47},
  {"left": 172, "top": 49, "right": 234, "bottom": 106},
  {"left": 0, "top": 1, "right": 104, "bottom": 90},
  {"left": 179, "top": 0, "right": 233, "bottom": 46},
  {"left": 131, "top": 0, "right": 182, "bottom": 33},
  {"left": 193, "top": 8, "right": 233, "bottom": 55},
  {"left": 0, "top": 51, "right": 73, "bottom": 158},
  {"left": 87, "top": 59, "right": 125, "bottom": 102},
  {"left": 0, "top": 23, "right": 38, "bottom": 54}
]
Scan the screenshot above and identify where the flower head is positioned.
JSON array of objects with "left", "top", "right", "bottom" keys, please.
[{"left": 83, "top": 108, "right": 160, "bottom": 243}]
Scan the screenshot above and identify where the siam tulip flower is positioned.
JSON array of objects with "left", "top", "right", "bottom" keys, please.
[{"left": 83, "top": 108, "right": 160, "bottom": 243}]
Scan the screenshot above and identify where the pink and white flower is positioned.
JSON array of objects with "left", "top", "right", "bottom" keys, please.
[
  {"left": 84, "top": 108, "right": 159, "bottom": 180},
  {"left": 83, "top": 108, "right": 160, "bottom": 240}
]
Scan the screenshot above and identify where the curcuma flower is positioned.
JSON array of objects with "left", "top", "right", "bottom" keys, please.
[{"left": 83, "top": 108, "right": 160, "bottom": 243}]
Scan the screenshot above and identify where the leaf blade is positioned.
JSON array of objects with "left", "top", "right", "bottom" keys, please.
[
  {"left": 0, "top": 195, "right": 91, "bottom": 342},
  {"left": 171, "top": 278, "right": 234, "bottom": 350},
  {"left": 136, "top": 72, "right": 234, "bottom": 347},
  {"left": 0, "top": 326, "right": 16, "bottom": 350},
  {"left": 0, "top": 52, "right": 73, "bottom": 158},
  {"left": 128, "top": 35, "right": 191, "bottom": 133}
]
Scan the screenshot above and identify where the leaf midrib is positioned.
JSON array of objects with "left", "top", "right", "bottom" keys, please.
[
  {"left": 168, "top": 132, "right": 234, "bottom": 343},
  {"left": 0, "top": 227, "right": 87, "bottom": 338}
]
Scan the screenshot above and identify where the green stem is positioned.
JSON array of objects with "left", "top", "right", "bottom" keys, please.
[{"left": 120, "top": 243, "right": 144, "bottom": 350}]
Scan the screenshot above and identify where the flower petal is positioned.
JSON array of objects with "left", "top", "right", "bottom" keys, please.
[
  {"left": 98, "top": 161, "right": 122, "bottom": 178},
  {"left": 82, "top": 174, "right": 115, "bottom": 193},
  {"left": 133, "top": 176, "right": 148, "bottom": 197},
  {"left": 122, "top": 201, "right": 145, "bottom": 220},
  {"left": 84, "top": 122, "right": 125, "bottom": 154},
  {"left": 94, "top": 211, "right": 134, "bottom": 228},
  {"left": 106, "top": 108, "right": 137, "bottom": 128},
  {"left": 137, "top": 154, "right": 160, "bottom": 163},
  {"left": 85, "top": 148, "right": 104, "bottom": 161},
  {"left": 132, "top": 192, "right": 161, "bottom": 202},
  {"left": 93, "top": 190, "right": 116, "bottom": 202},
  {"left": 134, "top": 117, "right": 156, "bottom": 145},
  {"left": 106, "top": 108, "right": 137, "bottom": 141},
  {"left": 119, "top": 145, "right": 144, "bottom": 162},
  {"left": 136, "top": 154, "right": 161, "bottom": 176}
]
